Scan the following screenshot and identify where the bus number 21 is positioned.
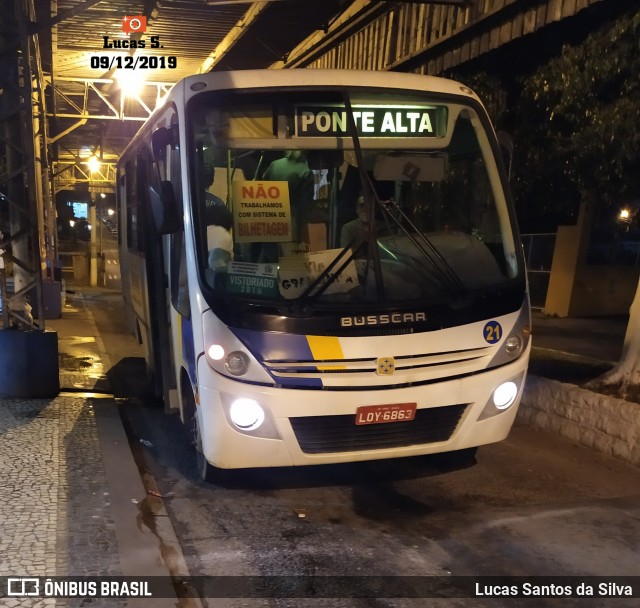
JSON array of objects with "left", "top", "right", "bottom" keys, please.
[{"left": 484, "top": 321, "right": 502, "bottom": 344}]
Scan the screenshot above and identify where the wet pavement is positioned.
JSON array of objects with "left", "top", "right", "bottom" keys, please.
[
  {"left": 0, "top": 396, "right": 124, "bottom": 606},
  {"left": 0, "top": 288, "right": 188, "bottom": 607}
]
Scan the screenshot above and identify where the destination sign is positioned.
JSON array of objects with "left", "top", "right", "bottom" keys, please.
[{"left": 295, "top": 105, "right": 445, "bottom": 138}]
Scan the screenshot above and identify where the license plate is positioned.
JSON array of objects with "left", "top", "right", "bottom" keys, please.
[{"left": 355, "top": 403, "right": 417, "bottom": 425}]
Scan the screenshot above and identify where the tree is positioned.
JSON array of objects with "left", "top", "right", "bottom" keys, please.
[
  {"left": 593, "top": 288, "right": 640, "bottom": 396},
  {"left": 512, "top": 9, "right": 640, "bottom": 396},
  {"left": 450, "top": 8, "right": 640, "bottom": 395},
  {"left": 513, "top": 10, "right": 640, "bottom": 223}
]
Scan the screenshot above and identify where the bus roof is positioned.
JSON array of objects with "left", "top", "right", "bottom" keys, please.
[{"left": 177, "top": 69, "right": 479, "bottom": 102}]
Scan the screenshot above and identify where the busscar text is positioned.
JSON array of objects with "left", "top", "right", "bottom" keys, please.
[{"left": 341, "top": 312, "right": 426, "bottom": 327}]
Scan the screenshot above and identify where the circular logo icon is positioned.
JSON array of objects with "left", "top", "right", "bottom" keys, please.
[{"left": 483, "top": 320, "right": 502, "bottom": 344}]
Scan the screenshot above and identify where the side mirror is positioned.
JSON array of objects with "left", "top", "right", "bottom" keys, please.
[
  {"left": 151, "top": 126, "right": 176, "bottom": 160},
  {"left": 149, "top": 181, "right": 181, "bottom": 234},
  {"left": 151, "top": 126, "right": 177, "bottom": 183}
]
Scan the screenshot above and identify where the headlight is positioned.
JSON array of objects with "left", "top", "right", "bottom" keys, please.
[
  {"left": 225, "top": 351, "right": 249, "bottom": 376},
  {"left": 505, "top": 335, "right": 523, "bottom": 356},
  {"left": 229, "top": 398, "right": 265, "bottom": 431},
  {"left": 207, "top": 344, "right": 225, "bottom": 360},
  {"left": 486, "top": 302, "right": 531, "bottom": 370},
  {"left": 202, "top": 310, "right": 275, "bottom": 384},
  {"left": 493, "top": 381, "right": 518, "bottom": 409}
]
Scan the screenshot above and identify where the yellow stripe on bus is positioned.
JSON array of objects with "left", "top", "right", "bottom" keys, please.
[{"left": 306, "top": 335, "right": 345, "bottom": 370}]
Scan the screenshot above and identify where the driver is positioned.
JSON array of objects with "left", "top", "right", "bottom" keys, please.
[{"left": 340, "top": 195, "right": 384, "bottom": 248}]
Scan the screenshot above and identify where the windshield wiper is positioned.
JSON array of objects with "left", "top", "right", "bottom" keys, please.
[
  {"left": 289, "top": 94, "right": 384, "bottom": 310},
  {"left": 342, "top": 92, "right": 387, "bottom": 303},
  {"left": 379, "top": 198, "right": 469, "bottom": 303},
  {"left": 288, "top": 240, "right": 362, "bottom": 313},
  {"left": 341, "top": 91, "right": 467, "bottom": 304},
  {"left": 292, "top": 91, "right": 468, "bottom": 309}
]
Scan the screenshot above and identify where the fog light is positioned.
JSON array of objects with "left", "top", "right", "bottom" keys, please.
[
  {"left": 225, "top": 351, "right": 249, "bottom": 376},
  {"left": 229, "top": 398, "right": 265, "bottom": 431},
  {"left": 493, "top": 381, "right": 518, "bottom": 409}
]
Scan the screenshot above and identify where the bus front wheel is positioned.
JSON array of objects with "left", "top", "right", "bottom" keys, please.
[
  {"left": 191, "top": 409, "right": 217, "bottom": 483},
  {"left": 185, "top": 392, "right": 217, "bottom": 483}
]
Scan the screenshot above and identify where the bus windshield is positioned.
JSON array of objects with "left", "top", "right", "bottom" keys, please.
[{"left": 188, "top": 88, "right": 521, "bottom": 309}]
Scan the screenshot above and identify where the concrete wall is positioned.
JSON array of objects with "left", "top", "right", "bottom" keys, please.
[
  {"left": 543, "top": 223, "right": 582, "bottom": 317},
  {"left": 519, "top": 375, "right": 640, "bottom": 467}
]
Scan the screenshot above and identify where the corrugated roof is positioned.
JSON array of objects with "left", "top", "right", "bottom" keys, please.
[
  {"left": 39, "top": 0, "right": 351, "bottom": 168},
  {"left": 51, "top": 0, "right": 248, "bottom": 82}
]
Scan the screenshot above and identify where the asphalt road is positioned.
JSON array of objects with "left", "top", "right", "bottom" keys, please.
[{"left": 86, "top": 291, "right": 640, "bottom": 608}]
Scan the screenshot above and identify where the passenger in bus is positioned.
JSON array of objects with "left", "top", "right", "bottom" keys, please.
[
  {"left": 340, "top": 195, "right": 385, "bottom": 250},
  {"left": 335, "top": 155, "right": 361, "bottom": 231},
  {"left": 201, "top": 163, "right": 225, "bottom": 208},
  {"left": 206, "top": 204, "right": 234, "bottom": 270},
  {"left": 262, "top": 151, "right": 315, "bottom": 239}
]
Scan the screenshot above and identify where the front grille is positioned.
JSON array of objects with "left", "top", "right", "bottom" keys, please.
[
  {"left": 333, "top": 327, "right": 415, "bottom": 337},
  {"left": 289, "top": 404, "right": 468, "bottom": 454},
  {"left": 264, "top": 347, "right": 491, "bottom": 388}
]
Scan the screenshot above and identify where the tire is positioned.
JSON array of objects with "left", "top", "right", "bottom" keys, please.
[
  {"left": 190, "top": 406, "right": 217, "bottom": 484},
  {"left": 183, "top": 383, "right": 217, "bottom": 484}
]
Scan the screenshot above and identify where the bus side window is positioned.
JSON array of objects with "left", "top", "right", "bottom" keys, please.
[
  {"left": 167, "top": 114, "right": 189, "bottom": 317},
  {"left": 149, "top": 115, "right": 182, "bottom": 233},
  {"left": 135, "top": 151, "right": 149, "bottom": 251},
  {"left": 125, "top": 159, "right": 140, "bottom": 252},
  {"left": 168, "top": 114, "right": 182, "bottom": 210},
  {"left": 171, "top": 232, "right": 190, "bottom": 318}
]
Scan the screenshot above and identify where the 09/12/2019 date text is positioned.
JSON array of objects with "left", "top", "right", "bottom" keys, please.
[{"left": 90, "top": 55, "right": 177, "bottom": 69}]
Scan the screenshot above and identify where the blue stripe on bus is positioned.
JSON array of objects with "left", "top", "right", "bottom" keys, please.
[
  {"left": 231, "top": 328, "right": 323, "bottom": 388},
  {"left": 181, "top": 315, "right": 196, "bottom": 385}
]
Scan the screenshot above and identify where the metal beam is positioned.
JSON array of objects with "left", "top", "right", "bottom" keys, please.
[
  {"left": 199, "top": 2, "right": 273, "bottom": 73},
  {"left": 280, "top": 0, "right": 566, "bottom": 74},
  {"left": 204, "top": 0, "right": 299, "bottom": 4},
  {"left": 30, "top": 0, "right": 106, "bottom": 34},
  {"left": 0, "top": 0, "right": 46, "bottom": 329},
  {"left": 47, "top": 119, "right": 88, "bottom": 145},
  {"left": 45, "top": 76, "right": 173, "bottom": 123},
  {"left": 51, "top": 161, "right": 117, "bottom": 193},
  {"left": 272, "top": 0, "right": 388, "bottom": 69},
  {"left": 388, "top": 1, "right": 472, "bottom": 4}
]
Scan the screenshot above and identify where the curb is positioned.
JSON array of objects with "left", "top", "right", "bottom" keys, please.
[
  {"left": 518, "top": 374, "right": 640, "bottom": 468},
  {"left": 80, "top": 293, "right": 203, "bottom": 607}
]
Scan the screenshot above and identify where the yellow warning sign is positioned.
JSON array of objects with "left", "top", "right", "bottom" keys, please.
[{"left": 232, "top": 181, "right": 292, "bottom": 243}]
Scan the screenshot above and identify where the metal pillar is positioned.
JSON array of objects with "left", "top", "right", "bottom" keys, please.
[{"left": 0, "top": 0, "right": 59, "bottom": 397}]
